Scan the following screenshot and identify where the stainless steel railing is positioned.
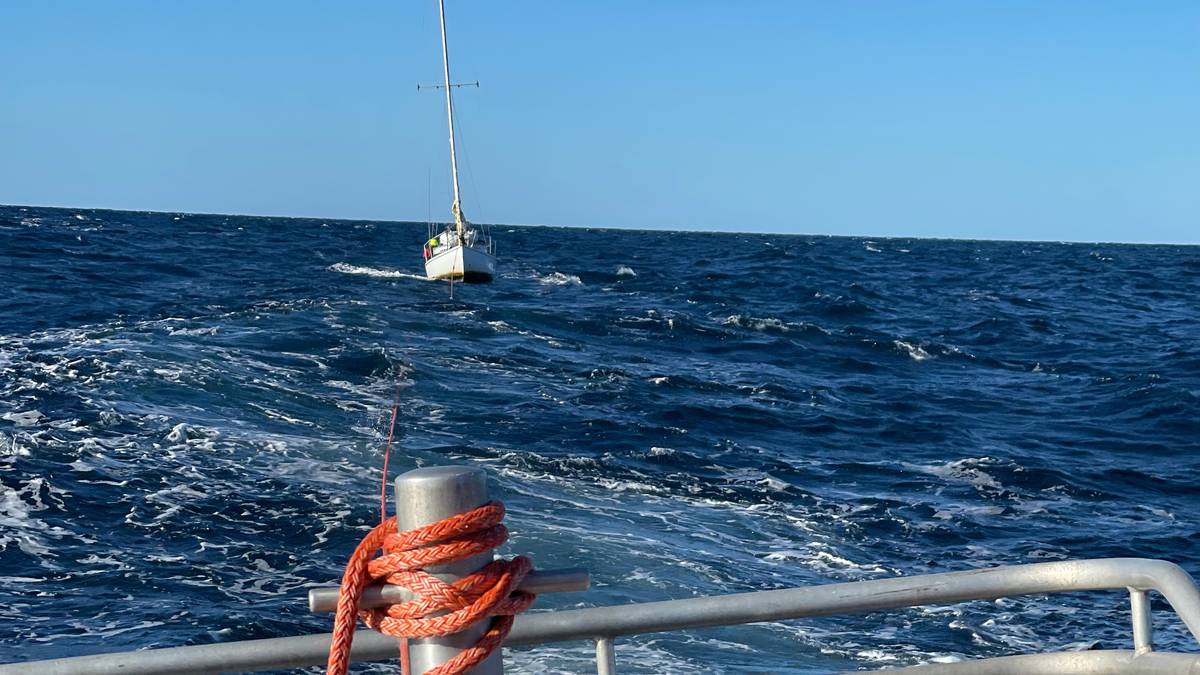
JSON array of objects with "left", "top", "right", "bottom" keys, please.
[{"left": 6, "top": 557, "right": 1199, "bottom": 674}]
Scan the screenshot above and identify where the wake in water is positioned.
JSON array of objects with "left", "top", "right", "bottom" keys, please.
[{"left": 329, "top": 262, "right": 435, "bottom": 282}]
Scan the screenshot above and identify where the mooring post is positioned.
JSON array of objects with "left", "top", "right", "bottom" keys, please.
[{"left": 395, "top": 466, "right": 503, "bottom": 674}]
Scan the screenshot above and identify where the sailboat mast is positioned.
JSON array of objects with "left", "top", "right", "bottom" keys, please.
[{"left": 437, "top": 0, "right": 465, "bottom": 237}]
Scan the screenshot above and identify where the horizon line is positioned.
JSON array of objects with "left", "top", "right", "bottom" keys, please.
[{"left": 3, "top": 201, "right": 1196, "bottom": 247}]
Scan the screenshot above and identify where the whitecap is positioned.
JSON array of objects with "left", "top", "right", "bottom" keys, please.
[
  {"left": 2, "top": 410, "right": 44, "bottom": 427},
  {"left": 168, "top": 326, "right": 218, "bottom": 337},
  {"left": 722, "top": 314, "right": 829, "bottom": 335},
  {"left": 0, "top": 433, "right": 29, "bottom": 457},
  {"left": 165, "top": 423, "right": 191, "bottom": 443},
  {"left": 0, "top": 576, "right": 42, "bottom": 584},
  {"left": 247, "top": 403, "right": 313, "bottom": 427},
  {"left": 615, "top": 265, "right": 637, "bottom": 278},
  {"left": 763, "top": 549, "right": 807, "bottom": 562},
  {"left": 912, "top": 457, "right": 1006, "bottom": 491},
  {"left": 0, "top": 477, "right": 74, "bottom": 562},
  {"left": 894, "top": 340, "right": 932, "bottom": 361},
  {"left": 757, "top": 475, "right": 790, "bottom": 492},
  {"left": 537, "top": 272, "right": 582, "bottom": 286},
  {"left": 625, "top": 568, "right": 661, "bottom": 583},
  {"left": 724, "top": 314, "right": 789, "bottom": 332}
]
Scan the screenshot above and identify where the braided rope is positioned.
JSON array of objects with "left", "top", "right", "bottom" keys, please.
[{"left": 326, "top": 502, "right": 535, "bottom": 675}]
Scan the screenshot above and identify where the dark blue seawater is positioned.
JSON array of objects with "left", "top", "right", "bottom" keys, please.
[{"left": 1, "top": 204, "right": 1198, "bottom": 672}]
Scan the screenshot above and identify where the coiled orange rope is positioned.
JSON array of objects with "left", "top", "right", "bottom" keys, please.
[{"left": 326, "top": 502, "right": 536, "bottom": 675}]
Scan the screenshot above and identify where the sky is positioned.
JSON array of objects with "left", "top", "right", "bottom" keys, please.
[{"left": 2, "top": 1, "right": 1197, "bottom": 243}]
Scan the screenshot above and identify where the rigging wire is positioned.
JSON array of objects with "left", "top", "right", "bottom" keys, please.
[{"left": 454, "top": 96, "right": 487, "bottom": 227}]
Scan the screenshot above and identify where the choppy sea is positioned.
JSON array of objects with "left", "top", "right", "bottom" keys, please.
[{"left": 1, "top": 204, "right": 1198, "bottom": 672}]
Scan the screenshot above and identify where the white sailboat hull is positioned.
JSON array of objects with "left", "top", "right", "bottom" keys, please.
[{"left": 424, "top": 244, "right": 497, "bottom": 283}]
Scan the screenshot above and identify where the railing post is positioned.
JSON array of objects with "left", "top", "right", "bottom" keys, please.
[
  {"left": 395, "top": 466, "right": 503, "bottom": 674},
  {"left": 1130, "top": 588, "right": 1153, "bottom": 654},
  {"left": 595, "top": 637, "right": 617, "bottom": 675}
]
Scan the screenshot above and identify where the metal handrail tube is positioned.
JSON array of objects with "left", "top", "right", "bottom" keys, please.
[
  {"left": 504, "top": 558, "right": 1200, "bottom": 645},
  {"left": 4, "top": 558, "right": 1199, "bottom": 675},
  {"left": 594, "top": 638, "right": 617, "bottom": 675},
  {"left": 877, "top": 650, "right": 1200, "bottom": 674},
  {"left": 0, "top": 632, "right": 402, "bottom": 675},
  {"left": 1129, "top": 589, "right": 1153, "bottom": 654}
]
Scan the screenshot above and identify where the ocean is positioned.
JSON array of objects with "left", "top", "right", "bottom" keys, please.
[{"left": 1, "top": 204, "right": 1198, "bottom": 673}]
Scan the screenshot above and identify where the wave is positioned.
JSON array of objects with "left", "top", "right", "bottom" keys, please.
[{"left": 4, "top": 204, "right": 1200, "bottom": 667}]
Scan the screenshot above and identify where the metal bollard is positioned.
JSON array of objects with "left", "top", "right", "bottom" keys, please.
[{"left": 395, "top": 465, "right": 503, "bottom": 675}]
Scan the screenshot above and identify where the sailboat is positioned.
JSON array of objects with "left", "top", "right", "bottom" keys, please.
[{"left": 421, "top": 0, "right": 497, "bottom": 284}]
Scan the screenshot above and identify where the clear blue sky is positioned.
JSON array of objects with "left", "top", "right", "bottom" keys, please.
[{"left": 2, "top": 1, "right": 1197, "bottom": 242}]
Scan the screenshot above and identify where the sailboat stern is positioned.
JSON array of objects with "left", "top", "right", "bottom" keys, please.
[{"left": 424, "top": 244, "right": 496, "bottom": 283}]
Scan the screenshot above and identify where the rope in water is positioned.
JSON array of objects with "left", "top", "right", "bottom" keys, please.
[
  {"left": 326, "top": 502, "right": 536, "bottom": 675},
  {"left": 376, "top": 381, "right": 407, "bottom": 670}
]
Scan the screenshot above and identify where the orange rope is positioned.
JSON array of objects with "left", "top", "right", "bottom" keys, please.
[{"left": 326, "top": 502, "right": 535, "bottom": 675}]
